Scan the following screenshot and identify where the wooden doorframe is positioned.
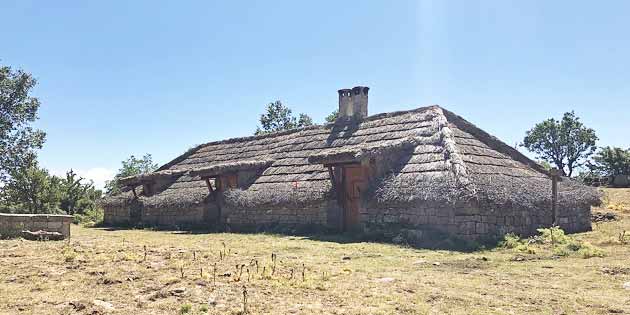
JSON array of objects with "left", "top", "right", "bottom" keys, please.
[{"left": 339, "top": 163, "right": 368, "bottom": 232}]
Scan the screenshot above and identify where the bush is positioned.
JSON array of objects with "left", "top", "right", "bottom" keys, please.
[
  {"left": 73, "top": 207, "right": 104, "bottom": 227},
  {"left": 500, "top": 233, "right": 521, "bottom": 249},
  {"left": 501, "top": 227, "right": 605, "bottom": 259},
  {"left": 179, "top": 303, "right": 192, "bottom": 314}
]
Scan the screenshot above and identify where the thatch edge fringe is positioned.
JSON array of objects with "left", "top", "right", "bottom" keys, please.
[{"left": 189, "top": 159, "right": 275, "bottom": 177}]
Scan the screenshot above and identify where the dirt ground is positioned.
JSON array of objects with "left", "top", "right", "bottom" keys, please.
[{"left": 1, "top": 188, "right": 629, "bottom": 315}]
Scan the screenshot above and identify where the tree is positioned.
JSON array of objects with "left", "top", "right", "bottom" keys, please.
[
  {"left": 590, "top": 147, "right": 630, "bottom": 177},
  {"left": 59, "top": 169, "right": 102, "bottom": 215},
  {"left": 104, "top": 154, "right": 158, "bottom": 195},
  {"left": 0, "top": 65, "right": 46, "bottom": 183},
  {"left": 0, "top": 166, "right": 103, "bottom": 215},
  {"left": 522, "top": 111, "right": 598, "bottom": 177},
  {"left": 325, "top": 110, "right": 339, "bottom": 123},
  {"left": 255, "top": 101, "right": 313, "bottom": 135},
  {"left": 0, "top": 162, "right": 62, "bottom": 214}
]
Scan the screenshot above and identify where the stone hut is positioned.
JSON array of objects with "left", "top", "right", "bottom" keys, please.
[{"left": 102, "top": 87, "right": 600, "bottom": 240}]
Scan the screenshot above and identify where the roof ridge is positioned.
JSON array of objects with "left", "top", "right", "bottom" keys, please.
[
  {"left": 433, "top": 107, "right": 475, "bottom": 192},
  {"left": 440, "top": 108, "right": 550, "bottom": 176},
  {"left": 156, "top": 105, "right": 442, "bottom": 172}
]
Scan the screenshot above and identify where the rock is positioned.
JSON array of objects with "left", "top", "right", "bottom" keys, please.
[
  {"left": 432, "top": 262, "right": 441, "bottom": 266},
  {"left": 341, "top": 256, "right": 351, "bottom": 261},
  {"left": 69, "top": 301, "right": 86, "bottom": 311},
  {"left": 93, "top": 299, "right": 114, "bottom": 311},
  {"left": 592, "top": 212, "right": 618, "bottom": 223},
  {"left": 21, "top": 230, "right": 65, "bottom": 241},
  {"left": 169, "top": 287, "right": 187, "bottom": 296},
  {"left": 375, "top": 277, "right": 395, "bottom": 283},
  {"left": 623, "top": 282, "right": 630, "bottom": 290},
  {"left": 413, "top": 259, "right": 427, "bottom": 265}
]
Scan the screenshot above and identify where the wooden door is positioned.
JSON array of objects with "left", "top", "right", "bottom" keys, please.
[{"left": 342, "top": 165, "right": 367, "bottom": 230}]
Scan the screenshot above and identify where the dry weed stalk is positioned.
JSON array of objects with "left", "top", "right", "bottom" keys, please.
[
  {"left": 242, "top": 285, "right": 248, "bottom": 314},
  {"left": 271, "top": 253, "right": 277, "bottom": 276},
  {"left": 213, "top": 262, "right": 217, "bottom": 286}
]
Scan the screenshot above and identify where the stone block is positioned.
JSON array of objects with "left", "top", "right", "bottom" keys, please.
[{"left": 47, "top": 221, "right": 63, "bottom": 230}]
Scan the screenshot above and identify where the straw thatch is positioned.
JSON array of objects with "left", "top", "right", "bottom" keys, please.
[
  {"left": 102, "top": 105, "right": 599, "bottom": 214},
  {"left": 307, "top": 137, "right": 418, "bottom": 165},
  {"left": 189, "top": 159, "right": 274, "bottom": 178},
  {"left": 118, "top": 169, "right": 188, "bottom": 187}
]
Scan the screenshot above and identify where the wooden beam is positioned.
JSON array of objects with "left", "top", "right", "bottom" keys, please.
[
  {"left": 202, "top": 176, "right": 222, "bottom": 225},
  {"left": 327, "top": 165, "right": 336, "bottom": 190}
]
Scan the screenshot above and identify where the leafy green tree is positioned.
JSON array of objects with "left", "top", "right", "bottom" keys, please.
[
  {"left": 325, "top": 110, "right": 339, "bottom": 123},
  {"left": 59, "top": 169, "right": 102, "bottom": 215},
  {"left": 0, "top": 65, "right": 46, "bottom": 183},
  {"left": 0, "top": 162, "right": 62, "bottom": 214},
  {"left": 255, "top": 101, "right": 313, "bottom": 135},
  {"left": 590, "top": 147, "right": 630, "bottom": 177},
  {"left": 104, "top": 154, "right": 158, "bottom": 195},
  {"left": 522, "top": 111, "right": 598, "bottom": 177},
  {"left": 536, "top": 160, "right": 552, "bottom": 171}
]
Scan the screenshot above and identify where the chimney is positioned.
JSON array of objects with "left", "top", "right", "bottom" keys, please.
[{"left": 337, "top": 86, "right": 369, "bottom": 120}]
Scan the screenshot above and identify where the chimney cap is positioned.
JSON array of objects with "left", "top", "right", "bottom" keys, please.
[{"left": 351, "top": 86, "right": 369, "bottom": 94}]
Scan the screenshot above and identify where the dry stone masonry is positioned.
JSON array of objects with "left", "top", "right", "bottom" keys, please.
[{"left": 0, "top": 213, "right": 73, "bottom": 239}]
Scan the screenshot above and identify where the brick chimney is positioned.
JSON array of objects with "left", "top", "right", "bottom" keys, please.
[{"left": 337, "top": 86, "right": 369, "bottom": 120}]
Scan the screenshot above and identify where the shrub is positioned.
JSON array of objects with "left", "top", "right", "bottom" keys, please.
[
  {"left": 577, "top": 242, "right": 605, "bottom": 258},
  {"left": 502, "top": 227, "right": 605, "bottom": 259},
  {"left": 500, "top": 233, "right": 521, "bottom": 249},
  {"left": 62, "top": 246, "right": 77, "bottom": 262},
  {"left": 73, "top": 207, "right": 104, "bottom": 227},
  {"left": 179, "top": 303, "right": 192, "bottom": 314},
  {"left": 537, "top": 226, "right": 571, "bottom": 245}
]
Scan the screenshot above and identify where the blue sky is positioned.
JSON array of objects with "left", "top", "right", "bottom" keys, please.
[{"left": 2, "top": 1, "right": 629, "bottom": 188}]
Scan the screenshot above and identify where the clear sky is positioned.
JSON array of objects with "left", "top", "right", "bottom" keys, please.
[{"left": 2, "top": 1, "right": 629, "bottom": 189}]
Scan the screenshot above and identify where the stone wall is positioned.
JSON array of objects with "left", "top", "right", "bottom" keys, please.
[
  {"left": 103, "top": 196, "right": 591, "bottom": 241},
  {"left": 362, "top": 200, "right": 592, "bottom": 241},
  {"left": 103, "top": 206, "right": 132, "bottom": 225},
  {"left": 225, "top": 200, "right": 334, "bottom": 230},
  {"left": 0, "top": 213, "right": 73, "bottom": 239},
  {"left": 142, "top": 205, "right": 207, "bottom": 226},
  {"left": 104, "top": 204, "right": 218, "bottom": 227}
]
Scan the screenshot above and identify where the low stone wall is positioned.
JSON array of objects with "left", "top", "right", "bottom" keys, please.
[
  {"left": 103, "top": 206, "right": 133, "bottom": 225},
  {"left": 104, "top": 204, "right": 216, "bottom": 227},
  {"left": 0, "top": 213, "right": 73, "bottom": 239},
  {"left": 225, "top": 201, "right": 331, "bottom": 229},
  {"left": 103, "top": 198, "right": 591, "bottom": 242},
  {"left": 363, "top": 200, "right": 592, "bottom": 241},
  {"left": 142, "top": 206, "right": 207, "bottom": 226}
]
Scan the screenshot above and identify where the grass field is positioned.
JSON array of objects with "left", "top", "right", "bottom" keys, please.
[{"left": 1, "top": 189, "right": 629, "bottom": 315}]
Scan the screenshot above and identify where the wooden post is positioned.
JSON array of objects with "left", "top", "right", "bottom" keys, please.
[
  {"left": 203, "top": 177, "right": 222, "bottom": 225},
  {"left": 550, "top": 168, "right": 560, "bottom": 226},
  {"left": 327, "top": 165, "right": 336, "bottom": 190}
]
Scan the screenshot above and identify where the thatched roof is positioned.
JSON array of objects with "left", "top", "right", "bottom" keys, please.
[
  {"left": 307, "top": 137, "right": 418, "bottom": 165},
  {"left": 118, "top": 169, "right": 188, "bottom": 187},
  {"left": 189, "top": 159, "right": 274, "bottom": 178},
  {"left": 102, "top": 105, "right": 600, "bottom": 210}
]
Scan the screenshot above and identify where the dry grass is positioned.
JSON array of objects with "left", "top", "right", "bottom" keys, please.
[{"left": 1, "top": 189, "right": 630, "bottom": 315}]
